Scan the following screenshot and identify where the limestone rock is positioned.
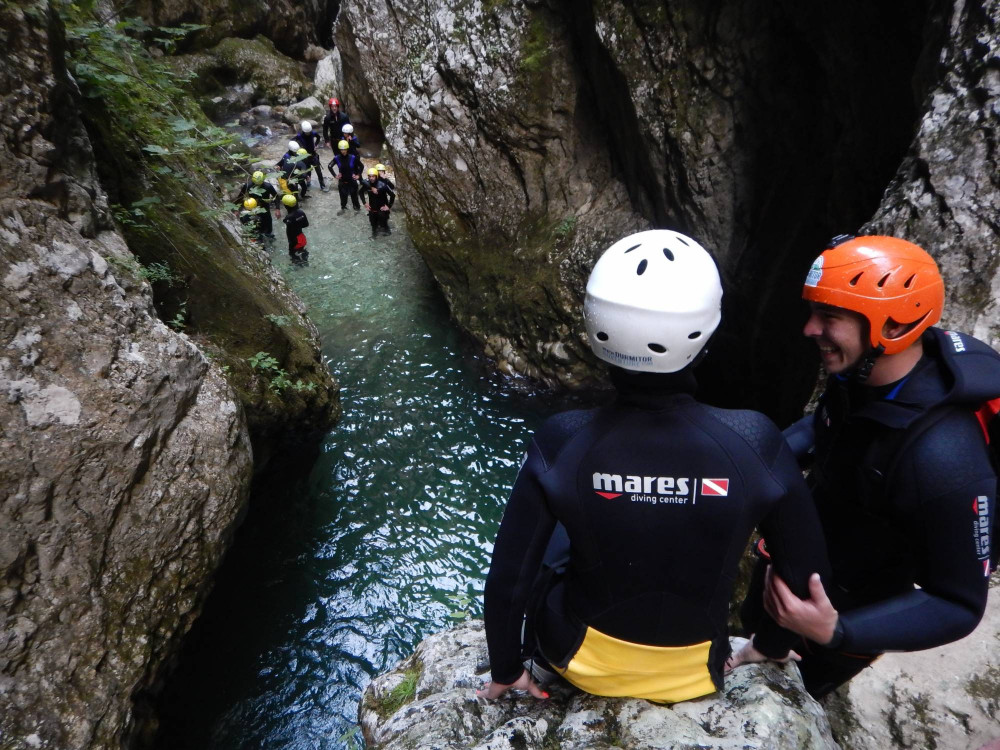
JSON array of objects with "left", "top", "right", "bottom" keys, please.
[
  {"left": 338, "top": 1, "right": 647, "bottom": 389},
  {"left": 0, "top": 2, "right": 336, "bottom": 746},
  {"left": 359, "top": 621, "right": 840, "bottom": 750},
  {"left": 168, "top": 35, "right": 312, "bottom": 107},
  {"left": 314, "top": 50, "right": 345, "bottom": 101},
  {"left": 132, "top": 0, "right": 332, "bottom": 58},
  {"left": 283, "top": 96, "right": 326, "bottom": 125},
  {"left": 863, "top": 0, "right": 1000, "bottom": 351},
  {"left": 0, "top": 3, "right": 252, "bottom": 747},
  {"left": 823, "top": 574, "right": 1000, "bottom": 750}
]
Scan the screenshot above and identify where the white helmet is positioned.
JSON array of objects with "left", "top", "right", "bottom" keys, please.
[
  {"left": 287, "top": 139, "right": 300, "bottom": 152},
  {"left": 342, "top": 123, "right": 354, "bottom": 134},
  {"left": 583, "top": 230, "right": 722, "bottom": 373},
  {"left": 301, "top": 120, "right": 312, "bottom": 133}
]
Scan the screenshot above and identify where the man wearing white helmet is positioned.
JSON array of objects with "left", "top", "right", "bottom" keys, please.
[
  {"left": 293, "top": 120, "right": 327, "bottom": 193},
  {"left": 479, "top": 230, "right": 830, "bottom": 703}
]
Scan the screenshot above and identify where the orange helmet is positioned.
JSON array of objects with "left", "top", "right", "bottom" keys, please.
[{"left": 802, "top": 235, "right": 944, "bottom": 355}]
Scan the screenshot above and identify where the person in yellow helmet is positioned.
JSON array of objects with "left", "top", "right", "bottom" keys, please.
[
  {"left": 239, "top": 196, "right": 264, "bottom": 241},
  {"left": 281, "top": 193, "right": 309, "bottom": 264},
  {"left": 360, "top": 166, "right": 394, "bottom": 237},
  {"left": 235, "top": 170, "right": 278, "bottom": 238},
  {"left": 327, "top": 139, "right": 364, "bottom": 213}
]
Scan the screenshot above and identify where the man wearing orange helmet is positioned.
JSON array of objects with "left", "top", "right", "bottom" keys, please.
[{"left": 733, "top": 234, "right": 1000, "bottom": 698}]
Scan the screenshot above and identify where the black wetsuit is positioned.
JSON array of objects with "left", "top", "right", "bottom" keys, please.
[
  {"left": 746, "top": 327, "right": 999, "bottom": 698},
  {"left": 361, "top": 178, "right": 393, "bottom": 234},
  {"left": 328, "top": 153, "right": 364, "bottom": 209},
  {"left": 294, "top": 130, "right": 326, "bottom": 189},
  {"left": 484, "top": 368, "right": 830, "bottom": 694},
  {"left": 323, "top": 109, "right": 350, "bottom": 145},
  {"left": 343, "top": 134, "right": 361, "bottom": 156},
  {"left": 282, "top": 207, "right": 308, "bottom": 259},
  {"left": 236, "top": 179, "right": 277, "bottom": 236}
]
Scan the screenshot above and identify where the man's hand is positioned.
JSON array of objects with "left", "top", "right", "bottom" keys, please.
[
  {"left": 764, "top": 570, "right": 839, "bottom": 645},
  {"left": 724, "top": 636, "right": 800, "bottom": 673},
  {"left": 476, "top": 669, "right": 549, "bottom": 700}
]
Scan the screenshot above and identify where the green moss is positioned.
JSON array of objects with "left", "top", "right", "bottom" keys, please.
[
  {"left": 167, "top": 35, "right": 310, "bottom": 105},
  {"left": 374, "top": 660, "right": 424, "bottom": 719},
  {"left": 519, "top": 14, "right": 551, "bottom": 77},
  {"left": 966, "top": 664, "right": 1000, "bottom": 703}
]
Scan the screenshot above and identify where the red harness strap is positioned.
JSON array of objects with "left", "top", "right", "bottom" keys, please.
[{"left": 975, "top": 397, "right": 1000, "bottom": 443}]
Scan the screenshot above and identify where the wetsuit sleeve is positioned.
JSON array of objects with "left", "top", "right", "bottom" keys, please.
[
  {"left": 752, "top": 439, "right": 831, "bottom": 657},
  {"left": 484, "top": 438, "right": 557, "bottom": 685},
  {"left": 782, "top": 414, "right": 815, "bottom": 467},
  {"left": 301, "top": 213, "right": 309, "bottom": 229},
  {"left": 836, "top": 415, "right": 992, "bottom": 653},
  {"left": 328, "top": 159, "right": 337, "bottom": 178}
]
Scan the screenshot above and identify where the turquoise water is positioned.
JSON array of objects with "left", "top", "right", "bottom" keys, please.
[{"left": 153, "top": 181, "right": 591, "bottom": 748}]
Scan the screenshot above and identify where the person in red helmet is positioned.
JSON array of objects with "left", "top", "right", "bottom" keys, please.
[
  {"left": 731, "top": 234, "right": 1000, "bottom": 698},
  {"left": 323, "top": 97, "right": 350, "bottom": 148}
]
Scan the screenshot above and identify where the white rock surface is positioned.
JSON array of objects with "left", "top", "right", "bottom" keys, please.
[{"left": 360, "top": 621, "right": 840, "bottom": 750}]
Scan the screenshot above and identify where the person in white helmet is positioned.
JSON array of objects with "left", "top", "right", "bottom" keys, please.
[
  {"left": 340, "top": 123, "right": 360, "bottom": 156},
  {"left": 478, "top": 230, "right": 830, "bottom": 703},
  {"left": 293, "top": 120, "right": 327, "bottom": 192}
]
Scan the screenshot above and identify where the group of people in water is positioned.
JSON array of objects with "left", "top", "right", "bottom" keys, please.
[
  {"left": 235, "top": 98, "right": 396, "bottom": 264},
  {"left": 479, "top": 230, "right": 1000, "bottom": 715}
]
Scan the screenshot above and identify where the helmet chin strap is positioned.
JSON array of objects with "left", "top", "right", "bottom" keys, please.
[{"left": 850, "top": 343, "right": 885, "bottom": 383}]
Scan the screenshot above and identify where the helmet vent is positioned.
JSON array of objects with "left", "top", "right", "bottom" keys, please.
[
  {"left": 624, "top": 244, "right": 641, "bottom": 253},
  {"left": 688, "top": 331, "right": 702, "bottom": 340},
  {"left": 663, "top": 248, "right": 675, "bottom": 261},
  {"left": 904, "top": 274, "right": 916, "bottom": 288},
  {"left": 675, "top": 236, "right": 689, "bottom": 247},
  {"left": 648, "top": 343, "right": 667, "bottom": 353},
  {"left": 877, "top": 273, "right": 891, "bottom": 288},
  {"left": 849, "top": 272, "right": 863, "bottom": 287},
  {"left": 637, "top": 259, "right": 648, "bottom": 275},
  {"left": 596, "top": 331, "right": 609, "bottom": 341}
]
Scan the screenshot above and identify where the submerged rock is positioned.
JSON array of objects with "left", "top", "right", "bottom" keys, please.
[{"left": 359, "top": 621, "right": 839, "bottom": 750}]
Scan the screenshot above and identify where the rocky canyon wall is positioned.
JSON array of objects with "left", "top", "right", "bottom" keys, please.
[
  {"left": 337, "top": 0, "right": 1000, "bottom": 424},
  {"left": 0, "top": 2, "right": 338, "bottom": 747}
]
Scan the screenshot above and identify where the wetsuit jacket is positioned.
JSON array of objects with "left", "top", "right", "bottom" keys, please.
[
  {"left": 323, "top": 109, "right": 350, "bottom": 144},
  {"left": 328, "top": 153, "right": 364, "bottom": 182},
  {"left": 236, "top": 178, "right": 277, "bottom": 208},
  {"left": 361, "top": 179, "right": 393, "bottom": 210},
  {"left": 796, "top": 327, "right": 998, "bottom": 654},
  {"left": 282, "top": 208, "right": 308, "bottom": 242},
  {"left": 484, "top": 368, "right": 830, "bottom": 693},
  {"left": 293, "top": 131, "right": 321, "bottom": 156}
]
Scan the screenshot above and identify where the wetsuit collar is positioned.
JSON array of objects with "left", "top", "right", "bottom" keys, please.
[{"left": 609, "top": 366, "right": 698, "bottom": 409}]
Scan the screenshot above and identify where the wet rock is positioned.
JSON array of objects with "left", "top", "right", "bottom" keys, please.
[
  {"left": 359, "top": 621, "right": 839, "bottom": 750},
  {"left": 250, "top": 104, "right": 274, "bottom": 120},
  {"left": 239, "top": 111, "right": 255, "bottom": 126},
  {"left": 251, "top": 124, "right": 272, "bottom": 137},
  {"left": 823, "top": 575, "right": 1000, "bottom": 750}
]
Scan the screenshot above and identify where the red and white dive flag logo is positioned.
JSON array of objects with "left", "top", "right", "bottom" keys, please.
[{"left": 701, "top": 478, "right": 730, "bottom": 497}]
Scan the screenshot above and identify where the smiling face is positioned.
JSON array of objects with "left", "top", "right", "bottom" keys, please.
[{"left": 803, "top": 302, "right": 869, "bottom": 374}]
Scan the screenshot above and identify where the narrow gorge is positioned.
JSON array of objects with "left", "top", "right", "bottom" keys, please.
[{"left": 3, "top": 1, "right": 1000, "bottom": 749}]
